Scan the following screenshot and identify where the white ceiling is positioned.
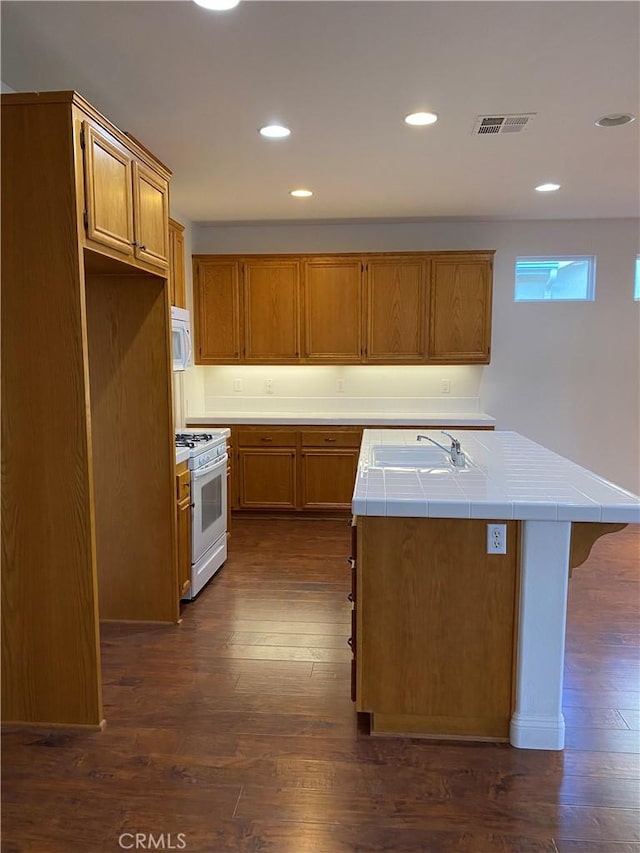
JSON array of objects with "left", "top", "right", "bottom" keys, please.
[{"left": 2, "top": 1, "right": 639, "bottom": 224}]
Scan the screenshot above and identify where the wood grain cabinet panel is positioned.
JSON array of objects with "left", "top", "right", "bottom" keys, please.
[
  {"left": 429, "top": 255, "right": 493, "bottom": 363},
  {"left": 356, "top": 516, "right": 518, "bottom": 739},
  {"left": 303, "top": 258, "right": 363, "bottom": 362},
  {"left": 168, "top": 218, "right": 186, "bottom": 308},
  {"left": 300, "top": 449, "right": 359, "bottom": 510},
  {"left": 83, "top": 122, "right": 135, "bottom": 258},
  {"left": 193, "top": 259, "right": 242, "bottom": 363},
  {"left": 243, "top": 259, "right": 300, "bottom": 362},
  {"left": 365, "top": 257, "right": 427, "bottom": 362},
  {"left": 238, "top": 450, "right": 297, "bottom": 509},
  {"left": 132, "top": 161, "right": 169, "bottom": 270}
]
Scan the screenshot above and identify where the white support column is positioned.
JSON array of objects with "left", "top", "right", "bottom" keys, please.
[{"left": 510, "top": 520, "right": 572, "bottom": 750}]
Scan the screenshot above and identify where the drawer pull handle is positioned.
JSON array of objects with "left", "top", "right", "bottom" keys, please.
[
  {"left": 261, "top": 437, "right": 273, "bottom": 442},
  {"left": 347, "top": 592, "right": 353, "bottom": 603},
  {"left": 347, "top": 557, "right": 355, "bottom": 568},
  {"left": 324, "top": 437, "right": 337, "bottom": 442},
  {"left": 347, "top": 637, "right": 353, "bottom": 649}
]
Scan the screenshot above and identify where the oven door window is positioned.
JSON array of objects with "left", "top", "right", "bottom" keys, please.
[{"left": 201, "top": 475, "right": 222, "bottom": 535}]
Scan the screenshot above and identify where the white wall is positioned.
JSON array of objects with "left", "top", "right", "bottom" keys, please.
[
  {"left": 190, "top": 218, "right": 640, "bottom": 493},
  {"left": 1, "top": 81, "right": 16, "bottom": 93}
]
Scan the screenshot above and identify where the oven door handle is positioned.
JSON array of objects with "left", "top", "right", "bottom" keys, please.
[{"left": 192, "top": 453, "right": 228, "bottom": 480}]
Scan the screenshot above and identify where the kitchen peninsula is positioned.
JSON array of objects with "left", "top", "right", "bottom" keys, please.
[{"left": 350, "top": 429, "right": 640, "bottom": 750}]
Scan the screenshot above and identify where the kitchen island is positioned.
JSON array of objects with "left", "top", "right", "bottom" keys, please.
[{"left": 351, "top": 429, "right": 639, "bottom": 750}]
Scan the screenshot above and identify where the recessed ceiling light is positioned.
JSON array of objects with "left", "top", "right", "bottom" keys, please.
[
  {"left": 290, "top": 189, "right": 313, "bottom": 198},
  {"left": 535, "top": 183, "right": 561, "bottom": 193},
  {"left": 193, "top": 0, "right": 240, "bottom": 10},
  {"left": 595, "top": 113, "right": 636, "bottom": 128},
  {"left": 404, "top": 111, "right": 438, "bottom": 126},
  {"left": 259, "top": 124, "right": 291, "bottom": 139}
]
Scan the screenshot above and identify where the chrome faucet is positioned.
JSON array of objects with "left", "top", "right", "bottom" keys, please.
[{"left": 417, "top": 431, "right": 466, "bottom": 467}]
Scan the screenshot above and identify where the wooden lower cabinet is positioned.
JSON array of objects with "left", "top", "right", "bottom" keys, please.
[
  {"left": 176, "top": 462, "right": 192, "bottom": 600},
  {"left": 239, "top": 449, "right": 297, "bottom": 509},
  {"left": 300, "top": 450, "right": 359, "bottom": 510},
  {"left": 188, "top": 423, "right": 494, "bottom": 515},
  {"left": 356, "top": 516, "right": 518, "bottom": 740},
  {"left": 300, "top": 427, "right": 361, "bottom": 510}
]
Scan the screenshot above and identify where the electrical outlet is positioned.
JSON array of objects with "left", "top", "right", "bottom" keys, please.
[
  {"left": 233, "top": 378, "right": 243, "bottom": 392},
  {"left": 441, "top": 378, "right": 451, "bottom": 395},
  {"left": 265, "top": 379, "right": 274, "bottom": 394},
  {"left": 336, "top": 379, "right": 345, "bottom": 393},
  {"left": 487, "top": 523, "right": 507, "bottom": 554}
]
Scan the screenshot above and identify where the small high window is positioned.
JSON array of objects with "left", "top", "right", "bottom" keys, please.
[
  {"left": 514, "top": 256, "right": 596, "bottom": 302},
  {"left": 635, "top": 256, "right": 640, "bottom": 300}
]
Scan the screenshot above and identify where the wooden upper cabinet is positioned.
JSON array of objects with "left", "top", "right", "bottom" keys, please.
[
  {"left": 193, "top": 259, "right": 242, "bottom": 363},
  {"left": 132, "top": 161, "right": 169, "bottom": 270},
  {"left": 365, "top": 257, "right": 426, "bottom": 362},
  {"left": 243, "top": 259, "right": 300, "bottom": 362},
  {"left": 81, "top": 119, "right": 169, "bottom": 272},
  {"left": 303, "top": 258, "right": 362, "bottom": 362},
  {"left": 83, "top": 122, "right": 135, "bottom": 258},
  {"left": 191, "top": 251, "right": 494, "bottom": 365},
  {"left": 428, "top": 255, "right": 493, "bottom": 363},
  {"left": 168, "top": 218, "right": 186, "bottom": 308}
]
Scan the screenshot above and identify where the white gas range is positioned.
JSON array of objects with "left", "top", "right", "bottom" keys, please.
[{"left": 175, "top": 429, "right": 230, "bottom": 600}]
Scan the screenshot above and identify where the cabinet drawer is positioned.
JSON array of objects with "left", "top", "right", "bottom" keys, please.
[
  {"left": 300, "top": 429, "right": 361, "bottom": 448},
  {"left": 237, "top": 428, "right": 297, "bottom": 447},
  {"left": 176, "top": 466, "right": 191, "bottom": 500}
]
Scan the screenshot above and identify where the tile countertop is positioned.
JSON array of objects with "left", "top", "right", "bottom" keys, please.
[
  {"left": 185, "top": 411, "right": 496, "bottom": 427},
  {"left": 352, "top": 429, "right": 640, "bottom": 524},
  {"left": 176, "top": 447, "right": 191, "bottom": 466}
]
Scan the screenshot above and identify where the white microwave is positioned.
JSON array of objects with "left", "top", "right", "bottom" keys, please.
[{"left": 171, "top": 306, "right": 193, "bottom": 372}]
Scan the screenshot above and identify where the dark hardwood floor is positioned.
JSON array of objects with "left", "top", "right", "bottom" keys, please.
[{"left": 2, "top": 519, "right": 639, "bottom": 852}]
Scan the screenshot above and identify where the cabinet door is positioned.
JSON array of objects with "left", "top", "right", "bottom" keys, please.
[
  {"left": 303, "top": 258, "right": 362, "bottom": 362},
  {"left": 243, "top": 259, "right": 300, "bottom": 362},
  {"left": 193, "top": 259, "right": 242, "bottom": 363},
  {"left": 365, "top": 257, "right": 426, "bottom": 362},
  {"left": 300, "top": 450, "right": 359, "bottom": 510},
  {"left": 83, "top": 122, "right": 134, "bottom": 257},
  {"left": 429, "top": 256, "right": 492, "bottom": 363},
  {"left": 177, "top": 495, "right": 192, "bottom": 599},
  {"left": 132, "top": 161, "right": 169, "bottom": 270},
  {"left": 169, "top": 218, "right": 186, "bottom": 308},
  {"left": 238, "top": 449, "right": 297, "bottom": 509}
]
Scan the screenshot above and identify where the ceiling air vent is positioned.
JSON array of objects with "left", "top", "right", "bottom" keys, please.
[{"left": 472, "top": 113, "right": 536, "bottom": 135}]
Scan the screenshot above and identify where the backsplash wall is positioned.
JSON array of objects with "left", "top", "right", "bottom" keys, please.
[{"left": 183, "top": 364, "right": 483, "bottom": 418}]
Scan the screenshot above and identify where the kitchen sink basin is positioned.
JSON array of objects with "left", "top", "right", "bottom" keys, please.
[{"left": 369, "top": 444, "right": 452, "bottom": 469}]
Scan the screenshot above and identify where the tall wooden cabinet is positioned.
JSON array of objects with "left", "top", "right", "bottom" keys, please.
[
  {"left": 193, "top": 251, "right": 493, "bottom": 365},
  {"left": 1, "top": 91, "right": 178, "bottom": 729}
]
